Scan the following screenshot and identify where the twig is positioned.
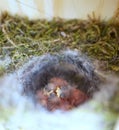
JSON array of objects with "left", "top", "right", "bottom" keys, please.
[{"left": 1, "top": 25, "right": 17, "bottom": 47}]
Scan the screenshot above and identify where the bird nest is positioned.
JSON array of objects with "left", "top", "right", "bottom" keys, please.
[{"left": 20, "top": 50, "right": 101, "bottom": 111}]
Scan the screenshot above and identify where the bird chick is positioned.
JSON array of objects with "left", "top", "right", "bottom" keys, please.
[{"left": 36, "top": 77, "right": 88, "bottom": 111}]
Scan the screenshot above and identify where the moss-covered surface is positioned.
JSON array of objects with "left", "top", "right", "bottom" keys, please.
[{"left": 1, "top": 12, "right": 119, "bottom": 73}]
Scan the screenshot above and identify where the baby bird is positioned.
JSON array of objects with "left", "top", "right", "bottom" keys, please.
[{"left": 36, "top": 77, "right": 88, "bottom": 111}]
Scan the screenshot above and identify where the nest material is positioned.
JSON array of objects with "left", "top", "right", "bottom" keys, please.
[
  {"left": 1, "top": 12, "right": 119, "bottom": 73},
  {"left": 21, "top": 50, "right": 101, "bottom": 111}
]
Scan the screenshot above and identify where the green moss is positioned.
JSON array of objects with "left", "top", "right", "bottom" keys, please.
[
  {"left": 1, "top": 12, "right": 119, "bottom": 73},
  {"left": 102, "top": 84, "right": 119, "bottom": 130},
  {"left": 109, "top": 87, "right": 119, "bottom": 114},
  {"left": 104, "top": 111, "right": 118, "bottom": 130},
  {"left": 0, "top": 107, "right": 14, "bottom": 122},
  {"left": 0, "top": 65, "right": 6, "bottom": 76}
]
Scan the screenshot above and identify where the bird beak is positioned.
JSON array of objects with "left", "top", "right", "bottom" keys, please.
[{"left": 55, "top": 86, "right": 62, "bottom": 97}]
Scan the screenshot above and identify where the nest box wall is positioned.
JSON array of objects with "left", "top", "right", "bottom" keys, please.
[{"left": 0, "top": 0, "right": 119, "bottom": 20}]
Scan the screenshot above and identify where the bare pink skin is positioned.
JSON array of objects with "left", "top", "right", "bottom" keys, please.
[{"left": 36, "top": 77, "right": 88, "bottom": 111}]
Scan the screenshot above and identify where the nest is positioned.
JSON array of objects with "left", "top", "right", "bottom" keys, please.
[{"left": 20, "top": 50, "right": 101, "bottom": 111}]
